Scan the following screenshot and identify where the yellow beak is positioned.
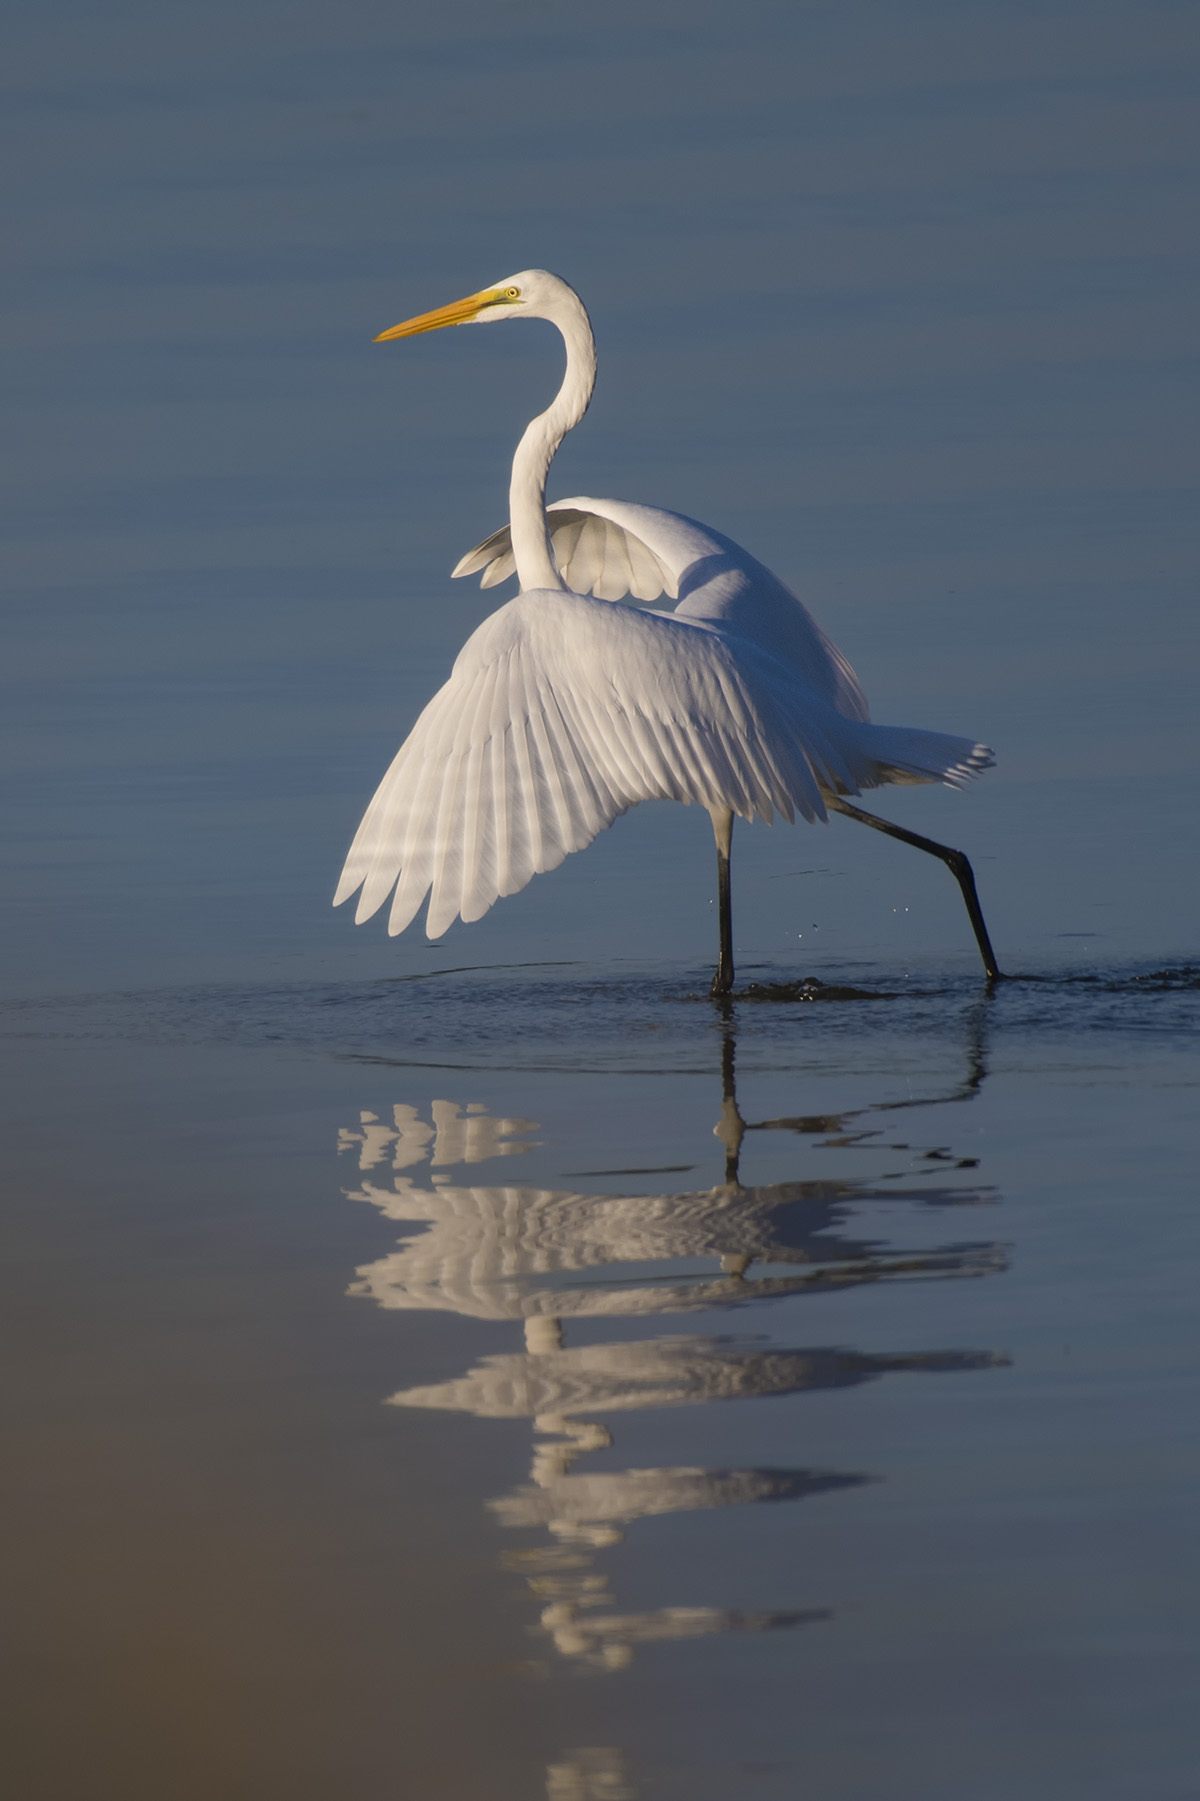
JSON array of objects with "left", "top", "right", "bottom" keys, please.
[{"left": 374, "top": 287, "right": 508, "bottom": 342}]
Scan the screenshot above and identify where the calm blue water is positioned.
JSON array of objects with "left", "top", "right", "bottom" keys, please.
[{"left": 3, "top": 3, "right": 1198, "bottom": 1796}]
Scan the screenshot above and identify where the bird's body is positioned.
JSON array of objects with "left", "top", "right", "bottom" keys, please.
[{"left": 335, "top": 270, "right": 1000, "bottom": 986}]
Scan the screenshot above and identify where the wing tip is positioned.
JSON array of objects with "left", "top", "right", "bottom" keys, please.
[{"left": 942, "top": 743, "right": 995, "bottom": 789}]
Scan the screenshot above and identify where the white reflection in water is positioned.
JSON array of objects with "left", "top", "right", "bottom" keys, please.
[
  {"left": 338, "top": 1028, "right": 1007, "bottom": 1712},
  {"left": 339, "top": 1099, "right": 538, "bottom": 1173},
  {"left": 346, "top": 1172, "right": 1000, "bottom": 1319},
  {"left": 546, "top": 1747, "right": 634, "bottom": 1801}
]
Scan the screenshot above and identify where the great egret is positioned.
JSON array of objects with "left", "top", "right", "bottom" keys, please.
[{"left": 334, "top": 269, "right": 1001, "bottom": 990}]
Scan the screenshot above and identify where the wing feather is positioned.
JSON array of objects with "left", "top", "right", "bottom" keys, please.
[
  {"left": 565, "top": 514, "right": 603, "bottom": 596},
  {"left": 344, "top": 500, "right": 990, "bottom": 940},
  {"left": 595, "top": 521, "right": 634, "bottom": 602},
  {"left": 384, "top": 713, "right": 467, "bottom": 934},
  {"left": 487, "top": 664, "right": 513, "bottom": 903},
  {"left": 450, "top": 527, "right": 510, "bottom": 579},
  {"left": 509, "top": 656, "right": 547, "bottom": 880},
  {"left": 457, "top": 738, "right": 488, "bottom": 926},
  {"left": 453, "top": 497, "right": 867, "bottom": 721},
  {"left": 424, "top": 741, "right": 469, "bottom": 938},
  {"left": 550, "top": 515, "right": 585, "bottom": 582},
  {"left": 345, "top": 670, "right": 474, "bottom": 922},
  {"left": 334, "top": 584, "right": 983, "bottom": 940},
  {"left": 525, "top": 695, "right": 576, "bottom": 859},
  {"left": 565, "top": 671, "right": 642, "bottom": 801},
  {"left": 335, "top": 589, "right": 883, "bottom": 938},
  {"left": 480, "top": 549, "right": 517, "bottom": 589},
  {"left": 626, "top": 531, "right": 669, "bottom": 602}
]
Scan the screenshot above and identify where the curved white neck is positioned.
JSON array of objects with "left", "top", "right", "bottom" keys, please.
[{"left": 509, "top": 293, "right": 596, "bottom": 591}]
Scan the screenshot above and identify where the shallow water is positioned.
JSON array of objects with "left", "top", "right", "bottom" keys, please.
[
  {"left": 4, "top": 963, "right": 1198, "bottom": 1797},
  {"left": 4, "top": 0, "right": 1199, "bottom": 1795}
]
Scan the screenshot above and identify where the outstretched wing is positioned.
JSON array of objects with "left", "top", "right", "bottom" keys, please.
[
  {"left": 453, "top": 496, "right": 871, "bottom": 724},
  {"left": 452, "top": 503, "right": 683, "bottom": 603},
  {"left": 333, "top": 589, "right": 870, "bottom": 940}
]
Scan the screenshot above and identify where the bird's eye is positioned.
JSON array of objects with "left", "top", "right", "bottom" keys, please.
[{"left": 505, "top": 287, "right": 520, "bottom": 299}]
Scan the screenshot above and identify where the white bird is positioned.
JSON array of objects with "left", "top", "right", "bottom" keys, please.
[{"left": 334, "top": 269, "right": 1001, "bottom": 991}]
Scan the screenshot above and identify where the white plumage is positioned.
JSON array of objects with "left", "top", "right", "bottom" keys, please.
[
  {"left": 335, "top": 270, "right": 998, "bottom": 986},
  {"left": 454, "top": 501, "right": 681, "bottom": 602}
]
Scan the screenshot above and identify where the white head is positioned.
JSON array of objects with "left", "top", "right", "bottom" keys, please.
[
  {"left": 374, "top": 268, "right": 597, "bottom": 595},
  {"left": 374, "top": 268, "right": 589, "bottom": 342}
]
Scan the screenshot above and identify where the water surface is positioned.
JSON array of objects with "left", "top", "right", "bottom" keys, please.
[
  {"left": 3, "top": 1, "right": 1198, "bottom": 1795},
  {"left": 3, "top": 963, "right": 1198, "bottom": 1797}
]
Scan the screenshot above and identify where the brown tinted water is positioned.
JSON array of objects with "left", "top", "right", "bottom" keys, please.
[
  {"left": 3, "top": 0, "right": 1198, "bottom": 1794},
  {"left": 2, "top": 967, "right": 1198, "bottom": 1797}
]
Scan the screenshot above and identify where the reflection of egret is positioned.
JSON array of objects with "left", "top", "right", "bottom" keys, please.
[
  {"left": 536, "top": 1598, "right": 823, "bottom": 1673},
  {"left": 342, "top": 1031, "right": 1002, "bottom": 1323},
  {"left": 496, "top": 1464, "right": 860, "bottom": 1668},
  {"left": 341, "top": 1039, "right": 1006, "bottom": 1673},
  {"left": 333, "top": 268, "right": 1001, "bottom": 991},
  {"left": 386, "top": 1327, "right": 998, "bottom": 1673},
  {"left": 546, "top": 1749, "right": 634, "bottom": 1801},
  {"left": 491, "top": 1464, "right": 864, "bottom": 1536},
  {"left": 338, "top": 1100, "right": 537, "bottom": 1173},
  {"left": 388, "top": 1335, "right": 1005, "bottom": 1423},
  {"left": 347, "top": 1174, "right": 1002, "bottom": 1321}
]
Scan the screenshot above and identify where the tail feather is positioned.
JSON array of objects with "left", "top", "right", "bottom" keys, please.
[{"left": 853, "top": 723, "right": 994, "bottom": 792}]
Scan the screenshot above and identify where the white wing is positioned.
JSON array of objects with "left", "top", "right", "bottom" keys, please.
[
  {"left": 453, "top": 505, "right": 680, "bottom": 603},
  {"left": 453, "top": 496, "right": 871, "bottom": 723},
  {"left": 333, "top": 588, "right": 883, "bottom": 941}
]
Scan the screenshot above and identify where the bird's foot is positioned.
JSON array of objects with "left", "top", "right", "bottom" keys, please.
[{"left": 710, "top": 964, "right": 734, "bottom": 999}]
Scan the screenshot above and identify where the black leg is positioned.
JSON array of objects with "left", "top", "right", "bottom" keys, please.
[
  {"left": 715, "top": 1025, "right": 745, "bottom": 1185},
  {"left": 710, "top": 808, "right": 735, "bottom": 997},
  {"left": 828, "top": 796, "right": 1003, "bottom": 980}
]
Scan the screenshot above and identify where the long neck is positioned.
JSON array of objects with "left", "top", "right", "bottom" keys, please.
[{"left": 509, "top": 293, "right": 597, "bottom": 591}]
